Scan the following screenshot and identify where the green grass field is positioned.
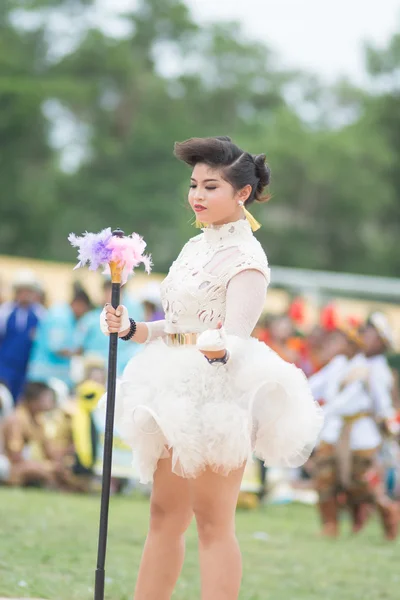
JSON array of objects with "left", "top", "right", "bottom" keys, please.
[{"left": 0, "top": 488, "right": 398, "bottom": 600}]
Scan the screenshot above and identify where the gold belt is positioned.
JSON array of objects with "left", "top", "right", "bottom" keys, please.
[
  {"left": 342, "top": 412, "right": 372, "bottom": 424},
  {"left": 165, "top": 332, "right": 199, "bottom": 347}
]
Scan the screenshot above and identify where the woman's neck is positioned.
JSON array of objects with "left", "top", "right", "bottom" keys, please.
[{"left": 209, "top": 210, "right": 245, "bottom": 228}]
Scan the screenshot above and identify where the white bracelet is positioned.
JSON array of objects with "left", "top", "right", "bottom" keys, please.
[{"left": 144, "top": 323, "right": 152, "bottom": 344}]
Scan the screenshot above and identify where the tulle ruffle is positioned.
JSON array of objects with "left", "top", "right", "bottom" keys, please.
[{"left": 112, "top": 337, "right": 323, "bottom": 483}]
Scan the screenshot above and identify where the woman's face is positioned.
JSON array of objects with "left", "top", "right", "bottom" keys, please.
[{"left": 188, "top": 163, "right": 250, "bottom": 226}]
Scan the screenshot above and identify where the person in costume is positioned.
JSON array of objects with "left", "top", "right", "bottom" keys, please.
[
  {"left": 314, "top": 312, "right": 399, "bottom": 540},
  {"left": 310, "top": 321, "right": 363, "bottom": 410},
  {"left": 310, "top": 321, "right": 364, "bottom": 534},
  {"left": 306, "top": 305, "right": 349, "bottom": 377},
  {"left": 102, "top": 136, "right": 322, "bottom": 599}
]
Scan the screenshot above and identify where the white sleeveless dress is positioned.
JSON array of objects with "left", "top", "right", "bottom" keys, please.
[{"left": 113, "top": 219, "right": 323, "bottom": 483}]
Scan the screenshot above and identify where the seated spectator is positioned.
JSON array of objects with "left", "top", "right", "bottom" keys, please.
[{"left": 2, "top": 381, "right": 64, "bottom": 487}]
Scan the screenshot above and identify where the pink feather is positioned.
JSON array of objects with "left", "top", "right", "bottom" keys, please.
[{"left": 107, "top": 233, "right": 153, "bottom": 284}]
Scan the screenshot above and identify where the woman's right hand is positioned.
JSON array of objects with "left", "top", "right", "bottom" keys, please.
[{"left": 100, "top": 304, "right": 130, "bottom": 336}]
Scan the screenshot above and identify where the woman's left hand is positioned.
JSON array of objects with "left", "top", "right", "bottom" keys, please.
[{"left": 197, "top": 322, "right": 227, "bottom": 360}]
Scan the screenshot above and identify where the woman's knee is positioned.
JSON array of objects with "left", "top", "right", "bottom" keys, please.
[
  {"left": 149, "top": 498, "right": 192, "bottom": 536},
  {"left": 194, "top": 504, "right": 233, "bottom": 546}
]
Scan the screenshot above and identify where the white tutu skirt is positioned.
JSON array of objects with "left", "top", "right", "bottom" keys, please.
[{"left": 112, "top": 336, "right": 323, "bottom": 484}]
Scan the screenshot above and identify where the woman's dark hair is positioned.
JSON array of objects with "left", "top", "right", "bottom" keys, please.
[{"left": 174, "top": 136, "right": 271, "bottom": 205}]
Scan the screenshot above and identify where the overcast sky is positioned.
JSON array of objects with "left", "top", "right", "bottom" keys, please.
[
  {"left": 100, "top": 0, "right": 400, "bottom": 83},
  {"left": 189, "top": 0, "right": 400, "bottom": 82}
]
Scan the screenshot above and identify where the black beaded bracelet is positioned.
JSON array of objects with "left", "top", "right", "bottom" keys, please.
[{"left": 120, "top": 318, "right": 137, "bottom": 341}]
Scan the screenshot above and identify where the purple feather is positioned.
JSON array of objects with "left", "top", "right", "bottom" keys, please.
[{"left": 68, "top": 228, "right": 113, "bottom": 271}]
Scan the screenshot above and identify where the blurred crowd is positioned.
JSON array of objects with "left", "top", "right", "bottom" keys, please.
[
  {"left": 1, "top": 268, "right": 400, "bottom": 538},
  {"left": 253, "top": 303, "right": 400, "bottom": 539},
  {"left": 0, "top": 269, "right": 163, "bottom": 491}
]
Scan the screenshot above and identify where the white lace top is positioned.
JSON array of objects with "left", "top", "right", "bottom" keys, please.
[{"left": 147, "top": 219, "right": 270, "bottom": 340}]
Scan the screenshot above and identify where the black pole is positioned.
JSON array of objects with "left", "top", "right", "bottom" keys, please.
[{"left": 94, "top": 229, "right": 124, "bottom": 600}]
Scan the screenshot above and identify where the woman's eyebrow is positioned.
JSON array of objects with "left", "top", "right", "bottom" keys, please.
[{"left": 190, "top": 177, "right": 219, "bottom": 182}]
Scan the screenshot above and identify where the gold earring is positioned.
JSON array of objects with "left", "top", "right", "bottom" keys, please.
[
  {"left": 238, "top": 199, "right": 261, "bottom": 231},
  {"left": 243, "top": 207, "right": 261, "bottom": 231}
]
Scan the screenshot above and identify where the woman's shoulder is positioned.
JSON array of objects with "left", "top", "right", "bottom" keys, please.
[
  {"left": 247, "top": 234, "right": 269, "bottom": 262},
  {"left": 186, "top": 232, "right": 204, "bottom": 245},
  {"left": 177, "top": 232, "right": 204, "bottom": 256},
  {"left": 235, "top": 235, "right": 270, "bottom": 273},
  {"left": 206, "top": 236, "right": 270, "bottom": 284},
  {"left": 166, "top": 233, "right": 203, "bottom": 271}
]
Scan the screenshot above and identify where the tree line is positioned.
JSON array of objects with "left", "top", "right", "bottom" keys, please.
[{"left": 1, "top": 0, "right": 400, "bottom": 276}]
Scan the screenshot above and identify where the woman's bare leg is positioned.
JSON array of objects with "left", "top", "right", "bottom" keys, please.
[
  {"left": 133, "top": 455, "right": 192, "bottom": 600},
  {"left": 191, "top": 465, "right": 245, "bottom": 600}
]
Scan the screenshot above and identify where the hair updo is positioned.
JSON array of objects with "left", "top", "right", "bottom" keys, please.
[{"left": 174, "top": 136, "right": 271, "bottom": 205}]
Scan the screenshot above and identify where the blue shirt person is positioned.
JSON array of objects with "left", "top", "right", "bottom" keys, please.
[
  {"left": 0, "top": 272, "right": 46, "bottom": 402},
  {"left": 74, "top": 281, "right": 145, "bottom": 375},
  {"left": 28, "top": 289, "right": 92, "bottom": 389}
]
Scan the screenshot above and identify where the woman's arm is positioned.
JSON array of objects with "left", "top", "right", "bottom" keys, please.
[
  {"left": 224, "top": 269, "right": 268, "bottom": 337},
  {"left": 131, "top": 320, "right": 166, "bottom": 344},
  {"left": 101, "top": 304, "right": 165, "bottom": 344},
  {"left": 197, "top": 269, "right": 268, "bottom": 360}
]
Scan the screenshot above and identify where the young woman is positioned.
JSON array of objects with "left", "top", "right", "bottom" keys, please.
[{"left": 102, "top": 136, "right": 323, "bottom": 600}]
